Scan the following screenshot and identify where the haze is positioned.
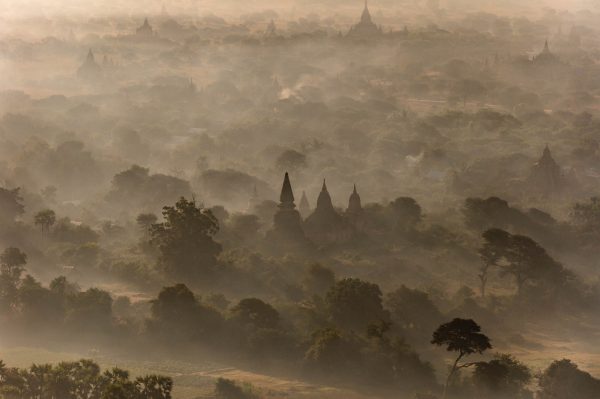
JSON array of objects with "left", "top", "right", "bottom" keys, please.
[{"left": 1, "top": 0, "right": 600, "bottom": 398}]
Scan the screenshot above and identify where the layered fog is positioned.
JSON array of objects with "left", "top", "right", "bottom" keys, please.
[{"left": 1, "top": 0, "right": 600, "bottom": 398}]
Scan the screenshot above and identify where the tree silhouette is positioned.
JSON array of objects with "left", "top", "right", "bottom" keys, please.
[
  {"left": 326, "top": 278, "right": 387, "bottom": 332},
  {"left": 0, "top": 247, "right": 27, "bottom": 281},
  {"left": 478, "top": 228, "right": 511, "bottom": 297},
  {"left": 431, "top": 318, "right": 492, "bottom": 398},
  {"left": 231, "top": 298, "right": 280, "bottom": 329},
  {"left": 150, "top": 198, "right": 222, "bottom": 283},
  {"left": 34, "top": 209, "right": 56, "bottom": 234},
  {"left": 0, "top": 187, "right": 24, "bottom": 224}
]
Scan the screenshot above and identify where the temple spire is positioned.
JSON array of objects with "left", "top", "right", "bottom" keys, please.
[
  {"left": 316, "top": 178, "right": 334, "bottom": 211},
  {"left": 279, "top": 172, "right": 295, "bottom": 208},
  {"left": 347, "top": 184, "right": 362, "bottom": 214},
  {"left": 542, "top": 39, "right": 551, "bottom": 54},
  {"left": 361, "top": 0, "right": 372, "bottom": 24},
  {"left": 299, "top": 190, "right": 311, "bottom": 218}
]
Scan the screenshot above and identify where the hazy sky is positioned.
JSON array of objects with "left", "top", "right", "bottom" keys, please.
[{"left": 0, "top": 0, "right": 595, "bottom": 18}]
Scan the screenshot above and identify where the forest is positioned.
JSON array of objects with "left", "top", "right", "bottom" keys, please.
[{"left": 1, "top": 0, "right": 600, "bottom": 398}]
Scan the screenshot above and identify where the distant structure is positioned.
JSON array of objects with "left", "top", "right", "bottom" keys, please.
[
  {"left": 527, "top": 145, "right": 563, "bottom": 196},
  {"left": 77, "top": 49, "right": 102, "bottom": 80},
  {"left": 346, "top": 184, "right": 362, "bottom": 214},
  {"left": 299, "top": 191, "right": 311, "bottom": 219},
  {"left": 304, "top": 180, "right": 348, "bottom": 245},
  {"left": 265, "top": 19, "right": 277, "bottom": 37},
  {"left": 266, "top": 172, "right": 310, "bottom": 251},
  {"left": 347, "top": 0, "right": 383, "bottom": 40},
  {"left": 345, "top": 184, "right": 366, "bottom": 232},
  {"left": 136, "top": 18, "right": 154, "bottom": 37},
  {"left": 532, "top": 40, "right": 559, "bottom": 65}
]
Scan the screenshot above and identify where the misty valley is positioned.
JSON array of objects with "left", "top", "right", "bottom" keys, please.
[{"left": 1, "top": 0, "right": 600, "bottom": 398}]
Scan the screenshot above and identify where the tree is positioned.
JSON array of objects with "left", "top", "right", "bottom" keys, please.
[
  {"left": 0, "top": 360, "right": 173, "bottom": 399},
  {"left": 0, "top": 187, "right": 24, "bottom": 224},
  {"left": 302, "top": 263, "right": 335, "bottom": 296},
  {"left": 452, "top": 79, "right": 487, "bottom": 107},
  {"left": 479, "top": 229, "right": 565, "bottom": 297},
  {"left": 385, "top": 285, "right": 442, "bottom": 337},
  {"left": 66, "top": 288, "right": 113, "bottom": 332},
  {"left": 149, "top": 284, "right": 223, "bottom": 342},
  {"left": 478, "top": 228, "right": 511, "bottom": 297},
  {"left": 501, "top": 234, "right": 562, "bottom": 297},
  {"left": 571, "top": 197, "right": 600, "bottom": 232},
  {"left": 214, "top": 378, "right": 257, "bottom": 399},
  {"left": 0, "top": 247, "right": 27, "bottom": 280},
  {"left": 325, "top": 278, "right": 387, "bottom": 332},
  {"left": 472, "top": 354, "right": 532, "bottom": 398},
  {"left": 304, "top": 328, "right": 361, "bottom": 374},
  {"left": 151, "top": 284, "right": 198, "bottom": 322},
  {"left": 136, "top": 213, "right": 158, "bottom": 232},
  {"left": 431, "top": 318, "right": 492, "bottom": 399},
  {"left": 389, "top": 197, "right": 422, "bottom": 231},
  {"left": 134, "top": 375, "right": 173, "bottom": 399},
  {"left": 228, "top": 214, "right": 261, "bottom": 242},
  {"left": 150, "top": 198, "right": 222, "bottom": 282},
  {"left": 230, "top": 298, "right": 280, "bottom": 329},
  {"left": 538, "top": 359, "right": 600, "bottom": 399},
  {"left": 33, "top": 209, "right": 56, "bottom": 234}
]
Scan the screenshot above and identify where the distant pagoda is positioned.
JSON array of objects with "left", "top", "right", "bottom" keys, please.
[
  {"left": 347, "top": 0, "right": 383, "bottom": 40},
  {"left": 299, "top": 191, "right": 311, "bottom": 219},
  {"left": 304, "top": 180, "right": 348, "bottom": 245},
  {"left": 136, "top": 18, "right": 154, "bottom": 37},
  {"left": 265, "top": 172, "right": 311, "bottom": 251},
  {"left": 532, "top": 40, "right": 559, "bottom": 65},
  {"left": 77, "top": 49, "right": 102, "bottom": 80},
  {"left": 527, "top": 145, "right": 563, "bottom": 196}
]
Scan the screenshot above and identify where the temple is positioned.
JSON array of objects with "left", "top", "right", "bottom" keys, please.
[
  {"left": 347, "top": 1, "right": 383, "bottom": 40},
  {"left": 299, "top": 191, "right": 311, "bottom": 219},
  {"left": 136, "top": 18, "right": 154, "bottom": 37},
  {"left": 346, "top": 184, "right": 362, "bottom": 214},
  {"left": 266, "top": 173, "right": 310, "bottom": 251},
  {"left": 265, "top": 19, "right": 277, "bottom": 37},
  {"left": 527, "top": 145, "right": 563, "bottom": 196},
  {"left": 533, "top": 40, "right": 559, "bottom": 65},
  {"left": 345, "top": 184, "right": 366, "bottom": 233},
  {"left": 77, "top": 49, "right": 102, "bottom": 80},
  {"left": 304, "top": 180, "right": 349, "bottom": 245}
]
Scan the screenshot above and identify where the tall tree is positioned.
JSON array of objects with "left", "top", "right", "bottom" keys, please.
[
  {"left": 478, "top": 228, "right": 511, "bottom": 297},
  {"left": 0, "top": 187, "right": 25, "bottom": 224},
  {"left": 34, "top": 209, "right": 56, "bottom": 234},
  {"left": 325, "top": 278, "right": 387, "bottom": 332},
  {"left": 136, "top": 213, "right": 158, "bottom": 231},
  {"left": 150, "top": 198, "right": 222, "bottom": 283},
  {"left": 431, "top": 318, "right": 492, "bottom": 399}
]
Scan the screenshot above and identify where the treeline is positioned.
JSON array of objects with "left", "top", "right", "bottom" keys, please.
[
  {"left": 2, "top": 245, "right": 599, "bottom": 398},
  {"left": 0, "top": 359, "right": 172, "bottom": 399}
]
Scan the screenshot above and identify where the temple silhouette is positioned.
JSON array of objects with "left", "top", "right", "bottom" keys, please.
[{"left": 347, "top": 1, "right": 383, "bottom": 40}]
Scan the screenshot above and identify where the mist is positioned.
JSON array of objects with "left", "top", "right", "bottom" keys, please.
[{"left": 1, "top": 0, "right": 600, "bottom": 398}]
